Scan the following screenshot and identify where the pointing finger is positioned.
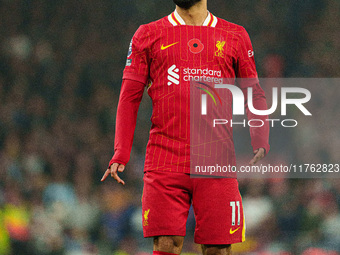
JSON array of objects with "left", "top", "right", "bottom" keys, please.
[{"left": 101, "top": 169, "right": 111, "bottom": 181}]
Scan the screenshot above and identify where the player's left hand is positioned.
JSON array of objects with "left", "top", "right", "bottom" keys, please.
[{"left": 249, "top": 148, "right": 265, "bottom": 166}]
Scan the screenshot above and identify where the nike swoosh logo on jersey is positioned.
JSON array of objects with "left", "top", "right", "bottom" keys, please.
[
  {"left": 161, "top": 42, "right": 179, "bottom": 50},
  {"left": 229, "top": 227, "right": 240, "bottom": 234}
]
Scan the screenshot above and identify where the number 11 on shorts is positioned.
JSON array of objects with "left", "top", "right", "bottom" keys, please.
[{"left": 230, "top": 201, "right": 240, "bottom": 226}]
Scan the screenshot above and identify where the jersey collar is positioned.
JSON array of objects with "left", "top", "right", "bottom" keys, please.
[{"left": 168, "top": 9, "right": 218, "bottom": 27}]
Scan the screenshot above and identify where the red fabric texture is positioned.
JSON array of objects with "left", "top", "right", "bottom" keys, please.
[
  {"left": 109, "top": 13, "right": 270, "bottom": 170},
  {"left": 153, "top": 252, "right": 178, "bottom": 255}
]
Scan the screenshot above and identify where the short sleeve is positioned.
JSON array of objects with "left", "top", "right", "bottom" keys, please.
[
  {"left": 123, "top": 25, "right": 150, "bottom": 85},
  {"left": 235, "top": 28, "right": 259, "bottom": 88}
]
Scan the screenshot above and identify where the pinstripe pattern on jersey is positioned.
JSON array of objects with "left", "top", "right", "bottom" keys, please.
[{"left": 123, "top": 14, "right": 258, "bottom": 173}]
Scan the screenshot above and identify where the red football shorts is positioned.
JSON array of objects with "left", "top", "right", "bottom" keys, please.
[{"left": 142, "top": 171, "right": 245, "bottom": 244}]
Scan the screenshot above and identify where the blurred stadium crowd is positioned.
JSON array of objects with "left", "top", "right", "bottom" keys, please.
[{"left": 0, "top": 0, "right": 339, "bottom": 254}]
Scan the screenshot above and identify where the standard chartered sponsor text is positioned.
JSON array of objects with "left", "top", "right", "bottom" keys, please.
[{"left": 183, "top": 67, "right": 223, "bottom": 84}]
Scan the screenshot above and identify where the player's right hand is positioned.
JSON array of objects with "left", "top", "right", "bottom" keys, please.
[{"left": 101, "top": 163, "right": 125, "bottom": 185}]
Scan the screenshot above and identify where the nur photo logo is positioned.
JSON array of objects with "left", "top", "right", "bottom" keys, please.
[{"left": 195, "top": 79, "right": 313, "bottom": 128}]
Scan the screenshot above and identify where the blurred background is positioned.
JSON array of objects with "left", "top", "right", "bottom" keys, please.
[{"left": 0, "top": 0, "right": 339, "bottom": 254}]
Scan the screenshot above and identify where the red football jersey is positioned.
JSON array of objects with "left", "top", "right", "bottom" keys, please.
[{"left": 111, "top": 10, "right": 269, "bottom": 173}]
